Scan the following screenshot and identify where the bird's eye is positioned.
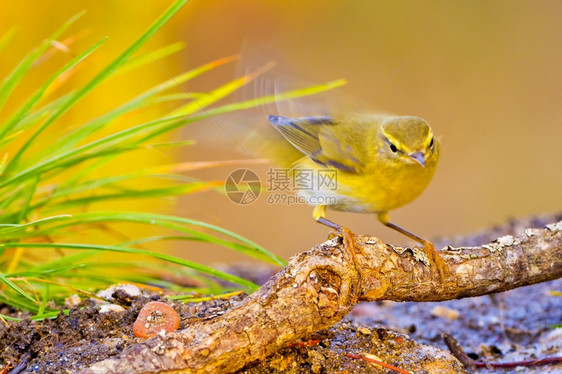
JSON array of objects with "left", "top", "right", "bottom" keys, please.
[
  {"left": 390, "top": 143, "right": 398, "bottom": 153},
  {"left": 429, "top": 137, "right": 434, "bottom": 148}
]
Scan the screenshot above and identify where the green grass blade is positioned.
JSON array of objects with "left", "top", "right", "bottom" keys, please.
[
  {"left": 0, "top": 215, "right": 72, "bottom": 238},
  {"left": 149, "top": 92, "right": 205, "bottom": 104},
  {"left": 0, "top": 313, "right": 24, "bottom": 322},
  {"left": 0, "top": 27, "right": 18, "bottom": 54},
  {"left": 0, "top": 184, "right": 26, "bottom": 214},
  {"left": 169, "top": 61, "right": 275, "bottom": 117},
  {"left": 0, "top": 115, "right": 184, "bottom": 190},
  {"left": 116, "top": 41, "right": 185, "bottom": 76},
  {"left": 0, "top": 95, "right": 70, "bottom": 149},
  {"left": 0, "top": 38, "right": 107, "bottom": 142},
  {"left": 40, "top": 184, "right": 210, "bottom": 212},
  {"left": 84, "top": 260, "right": 224, "bottom": 290},
  {"left": 8, "top": 91, "right": 74, "bottom": 136},
  {"left": 210, "top": 79, "right": 349, "bottom": 114},
  {"left": 75, "top": 212, "right": 286, "bottom": 265},
  {"left": 117, "top": 235, "right": 199, "bottom": 246},
  {"left": 145, "top": 139, "right": 196, "bottom": 148},
  {"left": 0, "top": 273, "right": 37, "bottom": 303},
  {"left": 37, "top": 284, "right": 50, "bottom": 316},
  {"left": 0, "top": 12, "right": 84, "bottom": 113},
  {"left": 31, "top": 309, "right": 69, "bottom": 321},
  {"left": 30, "top": 174, "right": 206, "bottom": 211},
  {"left": 0, "top": 242, "right": 258, "bottom": 290},
  {"left": 15, "top": 176, "right": 39, "bottom": 223},
  {"left": 29, "top": 250, "right": 101, "bottom": 273},
  {"left": 0, "top": 294, "right": 40, "bottom": 314},
  {"left": 1, "top": 142, "right": 162, "bottom": 195}
]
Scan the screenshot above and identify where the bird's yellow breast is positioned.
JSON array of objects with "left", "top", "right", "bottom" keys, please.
[{"left": 294, "top": 155, "right": 437, "bottom": 213}]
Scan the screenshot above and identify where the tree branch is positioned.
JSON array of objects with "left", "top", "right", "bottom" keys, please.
[{"left": 81, "top": 218, "right": 562, "bottom": 374}]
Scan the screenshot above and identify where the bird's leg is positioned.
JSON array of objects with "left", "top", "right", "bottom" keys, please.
[
  {"left": 377, "top": 211, "right": 450, "bottom": 282},
  {"left": 313, "top": 205, "right": 363, "bottom": 264}
]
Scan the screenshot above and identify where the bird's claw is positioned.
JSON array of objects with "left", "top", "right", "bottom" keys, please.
[
  {"left": 335, "top": 226, "right": 364, "bottom": 266},
  {"left": 421, "top": 240, "right": 450, "bottom": 282}
]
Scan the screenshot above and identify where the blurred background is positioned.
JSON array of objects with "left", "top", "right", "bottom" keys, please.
[{"left": 1, "top": 0, "right": 561, "bottom": 265}]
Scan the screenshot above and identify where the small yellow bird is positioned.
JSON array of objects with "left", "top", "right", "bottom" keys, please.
[{"left": 268, "top": 113, "right": 449, "bottom": 279}]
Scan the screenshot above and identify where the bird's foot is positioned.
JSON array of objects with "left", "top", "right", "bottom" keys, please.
[
  {"left": 420, "top": 240, "right": 450, "bottom": 282},
  {"left": 334, "top": 226, "right": 364, "bottom": 266},
  {"left": 317, "top": 216, "right": 363, "bottom": 266}
]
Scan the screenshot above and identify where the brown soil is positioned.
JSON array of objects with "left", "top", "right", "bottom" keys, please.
[{"left": 0, "top": 292, "right": 248, "bottom": 373}]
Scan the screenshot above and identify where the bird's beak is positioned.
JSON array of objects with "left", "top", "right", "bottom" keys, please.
[{"left": 409, "top": 152, "right": 425, "bottom": 167}]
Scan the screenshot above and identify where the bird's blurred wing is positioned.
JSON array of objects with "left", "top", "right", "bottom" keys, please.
[
  {"left": 268, "top": 115, "right": 363, "bottom": 173},
  {"left": 316, "top": 125, "right": 365, "bottom": 173}
]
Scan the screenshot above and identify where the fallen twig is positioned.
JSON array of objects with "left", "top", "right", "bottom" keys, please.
[
  {"left": 442, "top": 332, "right": 477, "bottom": 371},
  {"left": 474, "top": 356, "right": 562, "bottom": 369}
]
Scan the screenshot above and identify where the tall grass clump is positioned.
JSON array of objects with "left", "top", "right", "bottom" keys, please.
[{"left": 0, "top": 0, "right": 345, "bottom": 320}]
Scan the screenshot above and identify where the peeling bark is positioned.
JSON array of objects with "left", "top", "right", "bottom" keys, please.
[{"left": 81, "top": 218, "right": 562, "bottom": 374}]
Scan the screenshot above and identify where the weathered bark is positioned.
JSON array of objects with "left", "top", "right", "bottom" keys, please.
[{"left": 81, "top": 218, "right": 562, "bottom": 374}]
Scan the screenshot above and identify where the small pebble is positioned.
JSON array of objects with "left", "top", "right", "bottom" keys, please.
[
  {"left": 64, "top": 294, "right": 81, "bottom": 308},
  {"left": 430, "top": 306, "right": 460, "bottom": 320},
  {"left": 358, "top": 326, "right": 371, "bottom": 335},
  {"left": 99, "top": 304, "right": 125, "bottom": 314},
  {"left": 364, "top": 353, "right": 383, "bottom": 361},
  {"left": 96, "top": 283, "right": 142, "bottom": 301}
]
